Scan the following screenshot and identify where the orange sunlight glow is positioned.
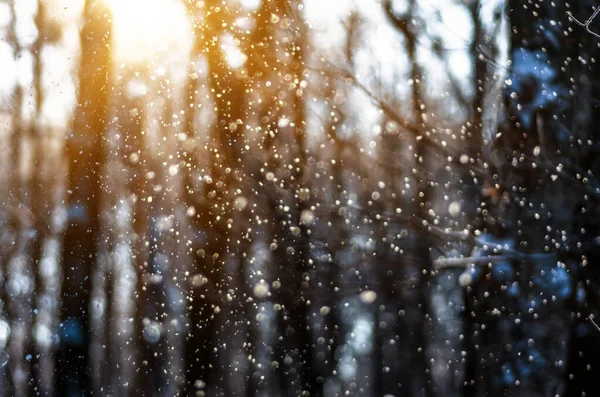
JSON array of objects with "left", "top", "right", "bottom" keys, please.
[{"left": 105, "top": 0, "right": 192, "bottom": 65}]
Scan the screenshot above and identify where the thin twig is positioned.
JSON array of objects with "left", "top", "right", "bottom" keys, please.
[
  {"left": 567, "top": 8, "right": 600, "bottom": 39},
  {"left": 589, "top": 315, "right": 600, "bottom": 332},
  {"left": 433, "top": 255, "right": 507, "bottom": 269}
]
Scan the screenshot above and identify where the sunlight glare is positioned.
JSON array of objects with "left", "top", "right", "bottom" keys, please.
[{"left": 106, "top": 0, "right": 191, "bottom": 64}]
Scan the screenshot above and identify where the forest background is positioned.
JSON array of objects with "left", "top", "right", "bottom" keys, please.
[{"left": 0, "top": 0, "right": 599, "bottom": 396}]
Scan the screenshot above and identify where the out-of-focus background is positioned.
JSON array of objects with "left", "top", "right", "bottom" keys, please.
[{"left": 0, "top": 0, "right": 599, "bottom": 396}]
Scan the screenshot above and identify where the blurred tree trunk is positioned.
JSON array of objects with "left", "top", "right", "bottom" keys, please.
[
  {"left": 62, "top": 0, "right": 112, "bottom": 394},
  {"left": 563, "top": 1, "right": 600, "bottom": 396},
  {"left": 95, "top": 90, "right": 140, "bottom": 396},
  {"left": 307, "top": 72, "right": 346, "bottom": 397},
  {"left": 202, "top": 1, "right": 249, "bottom": 394},
  {"left": 248, "top": 1, "right": 314, "bottom": 395},
  {"left": 181, "top": 3, "right": 220, "bottom": 392},
  {"left": 461, "top": 1, "right": 490, "bottom": 395},
  {"left": 5, "top": 3, "right": 35, "bottom": 396},
  {"left": 473, "top": 1, "right": 579, "bottom": 395},
  {"left": 29, "top": 2, "right": 67, "bottom": 396},
  {"left": 154, "top": 93, "right": 193, "bottom": 396},
  {"left": 383, "top": 1, "right": 435, "bottom": 395}
]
